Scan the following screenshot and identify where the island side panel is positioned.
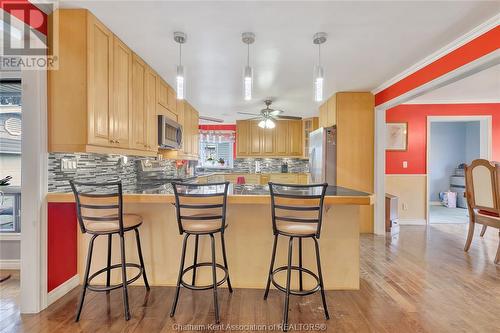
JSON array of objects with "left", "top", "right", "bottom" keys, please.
[{"left": 78, "top": 203, "right": 360, "bottom": 290}]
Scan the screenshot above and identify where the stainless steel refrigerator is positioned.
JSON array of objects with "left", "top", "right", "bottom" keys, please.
[{"left": 308, "top": 126, "right": 337, "bottom": 185}]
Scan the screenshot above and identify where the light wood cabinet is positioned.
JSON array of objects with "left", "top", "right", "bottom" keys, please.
[
  {"left": 288, "top": 120, "right": 303, "bottom": 156},
  {"left": 131, "top": 54, "right": 158, "bottom": 152},
  {"left": 87, "top": 14, "right": 113, "bottom": 147},
  {"left": 236, "top": 120, "right": 250, "bottom": 156},
  {"left": 157, "top": 78, "right": 177, "bottom": 116},
  {"left": 131, "top": 54, "right": 147, "bottom": 149},
  {"left": 157, "top": 79, "right": 169, "bottom": 109},
  {"left": 191, "top": 107, "right": 199, "bottom": 158},
  {"left": 48, "top": 10, "right": 156, "bottom": 156},
  {"left": 112, "top": 37, "right": 132, "bottom": 149},
  {"left": 319, "top": 97, "right": 337, "bottom": 128},
  {"left": 236, "top": 120, "right": 303, "bottom": 157},
  {"left": 274, "top": 120, "right": 288, "bottom": 155},
  {"left": 145, "top": 68, "right": 158, "bottom": 152}
]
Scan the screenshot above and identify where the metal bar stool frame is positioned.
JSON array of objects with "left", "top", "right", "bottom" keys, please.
[
  {"left": 169, "top": 181, "right": 233, "bottom": 324},
  {"left": 70, "top": 180, "right": 150, "bottom": 321},
  {"left": 263, "top": 182, "right": 329, "bottom": 331}
]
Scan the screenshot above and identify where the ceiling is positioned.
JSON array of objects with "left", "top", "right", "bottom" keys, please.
[
  {"left": 60, "top": 1, "right": 499, "bottom": 122},
  {"left": 408, "top": 63, "right": 500, "bottom": 103}
]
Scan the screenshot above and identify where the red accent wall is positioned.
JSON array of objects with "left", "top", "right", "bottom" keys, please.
[
  {"left": 47, "top": 202, "right": 78, "bottom": 292},
  {"left": 375, "top": 26, "right": 500, "bottom": 106},
  {"left": 386, "top": 103, "right": 500, "bottom": 174},
  {"left": 199, "top": 124, "right": 237, "bottom": 159}
]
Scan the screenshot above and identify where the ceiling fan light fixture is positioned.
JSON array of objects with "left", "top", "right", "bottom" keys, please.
[
  {"left": 313, "top": 32, "right": 327, "bottom": 102},
  {"left": 174, "top": 31, "right": 187, "bottom": 100},
  {"left": 242, "top": 32, "right": 255, "bottom": 101},
  {"left": 258, "top": 120, "right": 266, "bottom": 128},
  {"left": 265, "top": 118, "right": 275, "bottom": 129}
]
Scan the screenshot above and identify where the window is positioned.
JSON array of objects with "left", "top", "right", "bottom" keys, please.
[{"left": 198, "top": 130, "right": 235, "bottom": 169}]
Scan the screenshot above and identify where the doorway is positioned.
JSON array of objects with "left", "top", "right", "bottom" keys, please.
[{"left": 426, "top": 116, "right": 492, "bottom": 224}]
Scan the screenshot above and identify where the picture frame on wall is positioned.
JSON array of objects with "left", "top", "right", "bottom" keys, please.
[{"left": 386, "top": 122, "right": 408, "bottom": 151}]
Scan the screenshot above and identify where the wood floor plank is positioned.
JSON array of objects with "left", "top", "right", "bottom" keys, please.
[{"left": 1, "top": 224, "right": 499, "bottom": 332}]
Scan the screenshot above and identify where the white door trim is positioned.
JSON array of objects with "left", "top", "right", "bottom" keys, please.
[
  {"left": 20, "top": 69, "right": 49, "bottom": 313},
  {"left": 374, "top": 49, "right": 500, "bottom": 236},
  {"left": 425, "top": 115, "right": 492, "bottom": 224}
]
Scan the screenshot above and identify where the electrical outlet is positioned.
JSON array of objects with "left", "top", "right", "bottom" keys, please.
[
  {"left": 61, "top": 158, "right": 78, "bottom": 172},
  {"left": 402, "top": 203, "right": 408, "bottom": 210},
  {"left": 403, "top": 161, "right": 408, "bottom": 168}
]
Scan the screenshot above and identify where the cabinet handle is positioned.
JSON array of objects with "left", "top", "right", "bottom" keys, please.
[
  {"left": 116, "top": 140, "right": 120, "bottom": 144},
  {"left": 110, "top": 139, "right": 115, "bottom": 143}
]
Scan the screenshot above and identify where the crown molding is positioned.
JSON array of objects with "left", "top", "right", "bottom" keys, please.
[{"left": 372, "top": 13, "right": 500, "bottom": 94}]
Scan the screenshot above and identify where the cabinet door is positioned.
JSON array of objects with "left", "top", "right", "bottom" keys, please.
[
  {"left": 145, "top": 67, "right": 158, "bottom": 152},
  {"left": 87, "top": 16, "right": 113, "bottom": 146},
  {"left": 236, "top": 120, "right": 249, "bottom": 156},
  {"left": 191, "top": 109, "right": 199, "bottom": 157},
  {"left": 261, "top": 126, "right": 274, "bottom": 155},
  {"left": 319, "top": 102, "right": 327, "bottom": 128},
  {"left": 183, "top": 103, "right": 192, "bottom": 155},
  {"left": 274, "top": 120, "right": 288, "bottom": 155},
  {"left": 157, "top": 79, "right": 169, "bottom": 108},
  {"left": 167, "top": 86, "right": 177, "bottom": 114},
  {"left": 112, "top": 37, "right": 132, "bottom": 148},
  {"left": 249, "top": 121, "right": 261, "bottom": 155},
  {"left": 131, "top": 54, "right": 147, "bottom": 150},
  {"left": 288, "top": 120, "right": 303, "bottom": 156},
  {"left": 176, "top": 100, "right": 186, "bottom": 153},
  {"left": 327, "top": 97, "right": 337, "bottom": 126}
]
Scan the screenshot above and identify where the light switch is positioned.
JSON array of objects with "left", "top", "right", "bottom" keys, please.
[
  {"left": 61, "top": 158, "right": 78, "bottom": 172},
  {"left": 403, "top": 161, "right": 408, "bottom": 168}
]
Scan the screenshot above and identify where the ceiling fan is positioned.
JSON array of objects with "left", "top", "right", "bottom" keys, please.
[{"left": 237, "top": 99, "right": 302, "bottom": 129}]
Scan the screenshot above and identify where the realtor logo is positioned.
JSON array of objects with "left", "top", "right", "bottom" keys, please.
[{"left": 1, "top": 0, "right": 58, "bottom": 70}]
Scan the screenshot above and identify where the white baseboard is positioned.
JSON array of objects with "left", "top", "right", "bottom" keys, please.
[
  {"left": 398, "top": 219, "right": 427, "bottom": 226},
  {"left": 47, "top": 275, "right": 80, "bottom": 306},
  {"left": 430, "top": 201, "right": 442, "bottom": 206},
  {"left": 0, "top": 259, "right": 20, "bottom": 269}
]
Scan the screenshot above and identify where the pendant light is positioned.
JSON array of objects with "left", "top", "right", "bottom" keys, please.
[
  {"left": 313, "top": 32, "right": 327, "bottom": 102},
  {"left": 174, "top": 32, "right": 187, "bottom": 100},
  {"left": 242, "top": 32, "right": 255, "bottom": 101}
]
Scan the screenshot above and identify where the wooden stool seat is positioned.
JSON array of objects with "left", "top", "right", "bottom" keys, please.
[
  {"left": 276, "top": 221, "right": 318, "bottom": 236},
  {"left": 85, "top": 214, "right": 143, "bottom": 233}
]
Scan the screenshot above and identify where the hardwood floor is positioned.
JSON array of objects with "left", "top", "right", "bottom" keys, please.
[{"left": 1, "top": 224, "right": 499, "bottom": 332}]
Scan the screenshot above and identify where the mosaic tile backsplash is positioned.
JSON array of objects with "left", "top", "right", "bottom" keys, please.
[{"left": 48, "top": 153, "right": 309, "bottom": 192}]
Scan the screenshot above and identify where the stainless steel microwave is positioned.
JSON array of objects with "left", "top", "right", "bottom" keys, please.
[{"left": 158, "top": 115, "right": 182, "bottom": 149}]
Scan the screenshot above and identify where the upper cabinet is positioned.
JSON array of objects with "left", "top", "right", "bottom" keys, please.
[
  {"left": 236, "top": 120, "right": 303, "bottom": 158},
  {"left": 302, "top": 117, "right": 319, "bottom": 159},
  {"left": 48, "top": 9, "right": 192, "bottom": 157},
  {"left": 318, "top": 98, "right": 337, "bottom": 128}
]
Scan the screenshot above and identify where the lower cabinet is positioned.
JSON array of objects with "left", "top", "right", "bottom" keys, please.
[{"left": 197, "top": 173, "right": 309, "bottom": 185}]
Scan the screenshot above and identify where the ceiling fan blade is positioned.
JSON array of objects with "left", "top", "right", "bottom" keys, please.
[
  {"left": 276, "top": 115, "right": 302, "bottom": 120},
  {"left": 199, "top": 115, "right": 224, "bottom": 123},
  {"left": 269, "top": 109, "right": 283, "bottom": 116},
  {"left": 237, "top": 112, "right": 261, "bottom": 116}
]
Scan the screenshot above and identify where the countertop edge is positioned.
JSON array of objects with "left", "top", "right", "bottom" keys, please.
[{"left": 46, "top": 192, "right": 374, "bottom": 205}]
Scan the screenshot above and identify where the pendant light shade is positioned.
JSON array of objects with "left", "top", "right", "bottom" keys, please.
[
  {"left": 258, "top": 118, "right": 275, "bottom": 129},
  {"left": 242, "top": 32, "right": 255, "bottom": 101},
  {"left": 313, "top": 32, "right": 327, "bottom": 102},
  {"left": 174, "top": 32, "right": 187, "bottom": 100}
]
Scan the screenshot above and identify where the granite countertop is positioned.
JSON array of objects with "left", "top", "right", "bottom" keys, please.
[{"left": 47, "top": 183, "right": 373, "bottom": 206}]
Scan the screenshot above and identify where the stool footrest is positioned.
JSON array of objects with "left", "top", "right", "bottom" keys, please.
[
  {"left": 271, "top": 265, "right": 320, "bottom": 296},
  {"left": 180, "top": 262, "right": 229, "bottom": 291},
  {"left": 87, "top": 263, "right": 143, "bottom": 292}
]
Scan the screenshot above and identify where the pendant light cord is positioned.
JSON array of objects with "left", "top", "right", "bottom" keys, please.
[
  {"left": 179, "top": 43, "right": 182, "bottom": 66},
  {"left": 318, "top": 43, "right": 321, "bottom": 67},
  {"left": 247, "top": 43, "right": 250, "bottom": 66}
]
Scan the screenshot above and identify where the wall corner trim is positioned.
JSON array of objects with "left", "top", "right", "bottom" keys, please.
[{"left": 47, "top": 275, "right": 79, "bottom": 306}]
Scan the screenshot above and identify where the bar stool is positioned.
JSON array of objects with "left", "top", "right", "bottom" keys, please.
[
  {"left": 70, "top": 180, "right": 150, "bottom": 321},
  {"left": 263, "top": 182, "right": 329, "bottom": 331},
  {"left": 170, "top": 181, "right": 232, "bottom": 324}
]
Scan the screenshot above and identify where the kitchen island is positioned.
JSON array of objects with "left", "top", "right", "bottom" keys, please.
[{"left": 46, "top": 184, "right": 373, "bottom": 291}]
